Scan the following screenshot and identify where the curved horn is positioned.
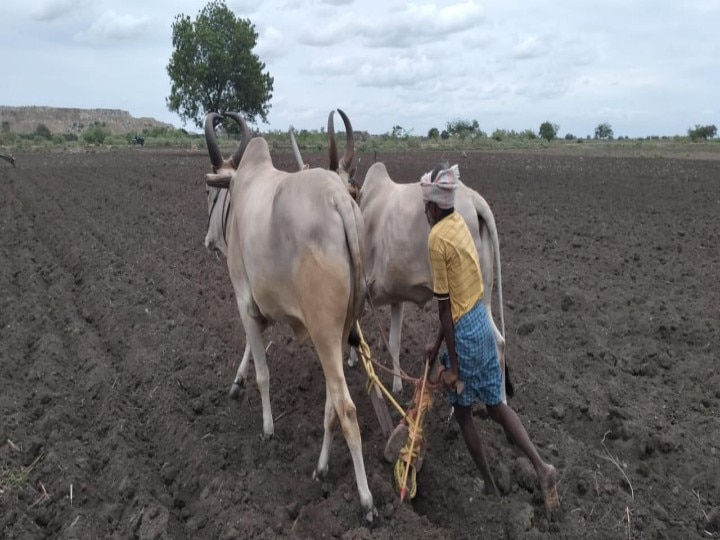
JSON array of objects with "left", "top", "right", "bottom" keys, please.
[
  {"left": 289, "top": 129, "right": 304, "bottom": 171},
  {"left": 204, "top": 112, "right": 223, "bottom": 170},
  {"left": 337, "top": 108, "right": 355, "bottom": 171},
  {"left": 328, "top": 110, "right": 339, "bottom": 173},
  {"left": 224, "top": 112, "right": 252, "bottom": 169}
]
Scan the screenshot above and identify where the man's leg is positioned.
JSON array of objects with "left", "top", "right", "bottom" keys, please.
[
  {"left": 486, "top": 402, "right": 560, "bottom": 514},
  {"left": 454, "top": 404, "right": 498, "bottom": 495}
]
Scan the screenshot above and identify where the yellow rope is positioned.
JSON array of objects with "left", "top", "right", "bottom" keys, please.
[
  {"left": 353, "top": 321, "right": 437, "bottom": 501},
  {"left": 354, "top": 323, "right": 416, "bottom": 426},
  {"left": 394, "top": 363, "right": 435, "bottom": 501}
]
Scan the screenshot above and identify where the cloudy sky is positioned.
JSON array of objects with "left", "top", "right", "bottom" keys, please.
[{"left": 1, "top": 0, "right": 718, "bottom": 138}]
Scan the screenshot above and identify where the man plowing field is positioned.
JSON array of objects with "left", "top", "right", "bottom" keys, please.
[{"left": 419, "top": 162, "right": 561, "bottom": 518}]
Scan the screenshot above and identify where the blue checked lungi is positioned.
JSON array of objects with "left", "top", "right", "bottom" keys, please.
[{"left": 440, "top": 300, "right": 503, "bottom": 407}]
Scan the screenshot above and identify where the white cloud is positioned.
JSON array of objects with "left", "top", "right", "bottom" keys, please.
[
  {"left": 1, "top": 0, "right": 718, "bottom": 137},
  {"left": 31, "top": 0, "right": 89, "bottom": 22},
  {"left": 228, "top": 0, "right": 261, "bottom": 15},
  {"left": 356, "top": 54, "right": 434, "bottom": 88},
  {"left": 75, "top": 10, "right": 152, "bottom": 43},
  {"left": 511, "top": 35, "right": 547, "bottom": 60},
  {"left": 256, "top": 26, "right": 286, "bottom": 61},
  {"left": 307, "top": 56, "right": 356, "bottom": 76}
]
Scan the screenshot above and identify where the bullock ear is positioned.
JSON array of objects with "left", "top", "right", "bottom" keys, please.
[{"left": 205, "top": 172, "right": 232, "bottom": 189}]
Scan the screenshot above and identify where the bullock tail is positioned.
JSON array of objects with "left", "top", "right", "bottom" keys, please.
[
  {"left": 334, "top": 191, "right": 366, "bottom": 346},
  {"left": 469, "top": 190, "right": 513, "bottom": 397}
]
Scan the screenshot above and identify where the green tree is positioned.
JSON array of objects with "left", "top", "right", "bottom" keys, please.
[
  {"left": 428, "top": 127, "right": 440, "bottom": 140},
  {"left": 440, "top": 129, "right": 450, "bottom": 140},
  {"left": 166, "top": 0, "right": 274, "bottom": 128},
  {"left": 594, "top": 122, "right": 613, "bottom": 139},
  {"left": 446, "top": 119, "right": 484, "bottom": 140},
  {"left": 538, "top": 121, "right": 559, "bottom": 141},
  {"left": 390, "top": 125, "right": 410, "bottom": 139},
  {"left": 688, "top": 124, "right": 717, "bottom": 141}
]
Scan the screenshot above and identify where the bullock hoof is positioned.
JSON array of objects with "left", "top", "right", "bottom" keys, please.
[
  {"left": 364, "top": 506, "right": 378, "bottom": 523},
  {"left": 312, "top": 466, "right": 328, "bottom": 481},
  {"left": 258, "top": 432, "right": 274, "bottom": 442},
  {"left": 392, "top": 383, "right": 403, "bottom": 396},
  {"left": 229, "top": 380, "right": 245, "bottom": 400}
]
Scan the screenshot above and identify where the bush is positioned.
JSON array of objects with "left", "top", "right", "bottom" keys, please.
[
  {"left": 0, "top": 132, "right": 18, "bottom": 145},
  {"left": 82, "top": 122, "right": 111, "bottom": 145},
  {"left": 35, "top": 123, "right": 52, "bottom": 140}
]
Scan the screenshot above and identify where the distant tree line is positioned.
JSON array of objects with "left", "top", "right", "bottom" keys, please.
[{"left": 416, "top": 120, "right": 716, "bottom": 143}]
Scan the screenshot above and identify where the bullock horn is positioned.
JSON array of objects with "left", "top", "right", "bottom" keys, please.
[
  {"left": 224, "top": 112, "right": 252, "bottom": 169},
  {"left": 204, "top": 113, "right": 223, "bottom": 170},
  {"left": 289, "top": 129, "right": 304, "bottom": 171},
  {"left": 337, "top": 108, "right": 355, "bottom": 171},
  {"left": 328, "top": 110, "right": 339, "bottom": 173}
]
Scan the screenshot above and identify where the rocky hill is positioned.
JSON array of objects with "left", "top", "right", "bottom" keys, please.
[{"left": 0, "top": 106, "right": 175, "bottom": 135}]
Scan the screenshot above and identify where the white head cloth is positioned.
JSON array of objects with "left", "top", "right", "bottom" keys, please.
[{"left": 420, "top": 164, "right": 460, "bottom": 209}]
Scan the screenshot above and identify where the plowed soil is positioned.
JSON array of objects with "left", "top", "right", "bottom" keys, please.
[{"left": 1, "top": 146, "right": 719, "bottom": 539}]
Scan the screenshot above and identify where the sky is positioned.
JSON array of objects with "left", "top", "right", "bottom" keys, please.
[{"left": 1, "top": 0, "right": 718, "bottom": 138}]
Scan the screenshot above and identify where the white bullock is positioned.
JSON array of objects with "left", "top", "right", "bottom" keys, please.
[
  {"left": 202, "top": 112, "right": 375, "bottom": 520},
  {"left": 326, "top": 111, "right": 511, "bottom": 399}
]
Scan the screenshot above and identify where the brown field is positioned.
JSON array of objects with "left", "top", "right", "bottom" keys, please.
[{"left": 1, "top": 146, "right": 719, "bottom": 539}]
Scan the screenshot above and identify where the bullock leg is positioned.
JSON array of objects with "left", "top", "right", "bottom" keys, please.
[
  {"left": 389, "top": 303, "right": 404, "bottom": 394},
  {"left": 229, "top": 343, "right": 252, "bottom": 399},
  {"left": 241, "top": 315, "right": 274, "bottom": 439},
  {"left": 313, "top": 389, "right": 338, "bottom": 479},
  {"left": 315, "top": 338, "right": 375, "bottom": 521}
]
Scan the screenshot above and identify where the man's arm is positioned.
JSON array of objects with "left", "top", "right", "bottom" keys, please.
[
  {"left": 426, "top": 324, "right": 444, "bottom": 364},
  {"left": 438, "top": 299, "right": 458, "bottom": 385}
]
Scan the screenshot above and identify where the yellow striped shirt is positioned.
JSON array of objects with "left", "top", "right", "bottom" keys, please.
[{"left": 428, "top": 212, "right": 483, "bottom": 323}]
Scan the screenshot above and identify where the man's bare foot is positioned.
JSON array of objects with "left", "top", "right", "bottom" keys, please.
[{"left": 539, "top": 464, "right": 560, "bottom": 518}]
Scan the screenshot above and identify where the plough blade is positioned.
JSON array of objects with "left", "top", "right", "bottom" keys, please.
[{"left": 369, "top": 384, "right": 394, "bottom": 437}]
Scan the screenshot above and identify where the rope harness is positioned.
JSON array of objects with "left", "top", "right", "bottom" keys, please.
[
  {"left": 394, "top": 359, "right": 436, "bottom": 501},
  {"left": 353, "top": 316, "right": 445, "bottom": 501}
]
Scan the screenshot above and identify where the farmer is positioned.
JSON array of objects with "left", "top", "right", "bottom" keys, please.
[{"left": 421, "top": 162, "right": 560, "bottom": 517}]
